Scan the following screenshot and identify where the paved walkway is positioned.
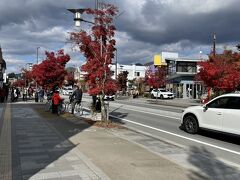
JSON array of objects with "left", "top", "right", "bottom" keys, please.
[
  {"left": 1, "top": 101, "right": 240, "bottom": 180},
  {"left": 0, "top": 102, "right": 190, "bottom": 180}
]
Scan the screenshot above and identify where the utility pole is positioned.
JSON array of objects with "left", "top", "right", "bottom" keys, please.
[
  {"left": 115, "top": 49, "right": 117, "bottom": 80},
  {"left": 95, "top": 0, "right": 98, "bottom": 10},
  {"left": 36, "top": 47, "right": 40, "bottom": 64},
  {"left": 213, "top": 33, "right": 216, "bottom": 57}
]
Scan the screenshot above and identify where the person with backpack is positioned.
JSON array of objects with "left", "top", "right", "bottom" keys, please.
[{"left": 51, "top": 89, "right": 63, "bottom": 114}]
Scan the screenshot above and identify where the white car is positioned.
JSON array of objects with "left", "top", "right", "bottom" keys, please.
[
  {"left": 181, "top": 93, "right": 240, "bottom": 135},
  {"left": 61, "top": 87, "right": 73, "bottom": 95},
  {"left": 151, "top": 89, "right": 174, "bottom": 99},
  {"left": 104, "top": 94, "right": 115, "bottom": 101}
]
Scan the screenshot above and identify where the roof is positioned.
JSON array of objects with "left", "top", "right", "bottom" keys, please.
[{"left": 165, "top": 57, "right": 204, "bottom": 62}]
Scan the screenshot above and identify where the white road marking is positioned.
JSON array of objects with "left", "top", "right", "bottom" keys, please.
[
  {"left": 82, "top": 97, "right": 181, "bottom": 120},
  {"left": 110, "top": 104, "right": 181, "bottom": 120},
  {"left": 109, "top": 115, "right": 240, "bottom": 156},
  {"left": 113, "top": 100, "right": 184, "bottom": 110}
]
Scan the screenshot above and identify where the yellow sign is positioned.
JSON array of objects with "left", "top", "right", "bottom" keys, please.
[{"left": 154, "top": 55, "right": 167, "bottom": 66}]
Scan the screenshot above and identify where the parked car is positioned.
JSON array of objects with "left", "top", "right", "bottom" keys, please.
[
  {"left": 180, "top": 93, "right": 240, "bottom": 135},
  {"left": 61, "top": 86, "right": 73, "bottom": 95},
  {"left": 104, "top": 94, "right": 115, "bottom": 101},
  {"left": 200, "top": 93, "right": 208, "bottom": 104},
  {"left": 150, "top": 89, "right": 174, "bottom": 99}
]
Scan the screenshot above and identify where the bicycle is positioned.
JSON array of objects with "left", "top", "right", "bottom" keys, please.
[
  {"left": 44, "top": 93, "right": 53, "bottom": 111},
  {"left": 66, "top": 100, "right": 83, "bottom": 115},
  {"left": 57, "top": 99, "right": 66, "bottom": 116},
  {"left": 45, "top": 99, "right": 52, "bottom": 111},
  {"left": 75, "top": 102, "right": 83, "bottom": 115}
]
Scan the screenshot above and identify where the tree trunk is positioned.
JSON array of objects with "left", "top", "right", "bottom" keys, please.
[{"left": 99, "top": 94, "right": 108, "bottom": 123}]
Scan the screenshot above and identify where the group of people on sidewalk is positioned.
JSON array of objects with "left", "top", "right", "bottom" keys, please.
[
  {"left": 51, "top": 85, "right": 82, "bottom": 114},
  {"left": 10, "top": 86, "right": 45, "bottom": 103}
]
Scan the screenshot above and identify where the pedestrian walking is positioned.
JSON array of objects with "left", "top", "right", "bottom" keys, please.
[
  {"left": 28, "top": 87, "right": 33, "bottom": 98},
  {"left": 51, "top": 89, "right": 63, "bottom": 114},
  {"left": 38, "top": 88, "right": 44, "bottom": 102},
  {"left": 11, "top": 87, "right": 18, "bottom": 102},
  {"left": 69, "top": 85, "right": 82, "bottom": 114},
  {"left": 22, "top": 87, "right": 28, "bottom": 101}
]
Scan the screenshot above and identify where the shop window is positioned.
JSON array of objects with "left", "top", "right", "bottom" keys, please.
[{"left": 135, "top": 72, "right": 140, "bottom": 76}]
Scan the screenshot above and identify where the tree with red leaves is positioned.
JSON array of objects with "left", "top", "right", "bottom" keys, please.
[
  {"left": 21, "top": 68, "right": 33, "bottom": 87},
  {"left": 31, "top": 50, "right": 70, "bottom": 90},
  {"left": 70, "top": 3, "right": 118, "bottom": 122},
  {"left": 145, "top": 65, "right": 167, "bottom": 89},
  {"left": 11, "top": 69, "right": 33, "bottom": 88},
  {"left": 12, "top": 79, "right": 25, "bottom": 87},
  {"left": 117, "top": 71, "right": 128, "bottom": 92},
  {"left": 196, "top": 50, "right": 240, "bottom": 95}
]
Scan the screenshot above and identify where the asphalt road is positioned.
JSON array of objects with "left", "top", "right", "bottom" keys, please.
[{"left": 80, "top": 95, "right": 240, "bottom": 167}]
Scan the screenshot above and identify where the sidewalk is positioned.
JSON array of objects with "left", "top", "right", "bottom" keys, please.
[
  {"left": 0, "top": 102, "right": 193, "bottom": 180},
  {"left": 1, "top": 101, "right": 240, "bottom": 179}
]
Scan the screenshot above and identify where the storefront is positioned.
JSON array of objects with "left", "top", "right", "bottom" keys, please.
[{"left": 166, "top": 77, "right": 205, "bottom": 100}]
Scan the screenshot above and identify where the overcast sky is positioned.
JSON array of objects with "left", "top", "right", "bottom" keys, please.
[{"left": 1, "top": 0, "right": 240, "bottom": 73}]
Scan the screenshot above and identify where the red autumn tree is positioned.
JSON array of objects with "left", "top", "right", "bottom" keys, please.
[
  {"left": 196, "top": 50, "right": 240, "bottom": 94},
  {"left": 12, "top": 79, "right": 25, "bottom": 87},
  {"left": 145, "top": 65, "right": 167, "bottom": 89},
  {"left": 117, "top": 71, "right": 128, "bottom": 92},
  {"left": 21, "top": 68, "right": 33, "bottom": 87},
  {"left": 31, "top": 50, "right": 70, "bottom": 90},
  {"left": 70, "top": 3, "right": 118, "bottom": 122}
]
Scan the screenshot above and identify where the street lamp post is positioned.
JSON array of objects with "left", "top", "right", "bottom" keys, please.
[
  {"left": 68, "top": 9, "right": 94, "bottom": 27},
  {"left": 37, "top": 47, "right": 40, "bottom": 64}
]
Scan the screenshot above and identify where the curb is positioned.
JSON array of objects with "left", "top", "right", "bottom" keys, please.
[{"left": 147, "top": 99, "right": 200, "bottom": 108}]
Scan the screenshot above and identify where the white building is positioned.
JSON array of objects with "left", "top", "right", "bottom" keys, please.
[
  {"left": 109, "top": 63, "right": 146, "bottom": 80},
  {"left": 74, "top": 67, "right": 86, "bottom": 81}
]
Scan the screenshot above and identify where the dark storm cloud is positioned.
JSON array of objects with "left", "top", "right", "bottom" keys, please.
[
  {"left": 1, "top": 0, "right": 240, "bottom": 72},
  {"left": 0, "top": 0, "right": 94, "bottom": 30},
  {"left": 116, "top": 0, "right": 240, "bottom": 46}
]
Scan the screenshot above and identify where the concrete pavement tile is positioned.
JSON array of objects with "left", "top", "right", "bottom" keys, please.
[
  {"left": 65, "top": 156, "right": 80, "bottom": 161},
  {"left": 22, "top": 174, "right": 32, "bottom": 180},
  {"left": 56, "top": 176, "right": 83, "bottom": 180},
  {"left": 59, "top": 170, "right": 82, "bottom": 177},
  {"left": 19, "top": 149, "right": 46, "bottom": 154},
  {"left": 29, "top": 172, "right": 61, "bottom": 180}
]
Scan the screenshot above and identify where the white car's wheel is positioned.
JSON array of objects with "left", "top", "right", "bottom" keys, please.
[{"left": 183, "top": 114, "right": 199, "bottom": 134}]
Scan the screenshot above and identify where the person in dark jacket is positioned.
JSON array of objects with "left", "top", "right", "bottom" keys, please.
[
  {"left": 69, "top": 85, "right": 82, "bottom": 114},
  {"left": 38, "top": 88, "right": 44, "bottom": 102}
]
